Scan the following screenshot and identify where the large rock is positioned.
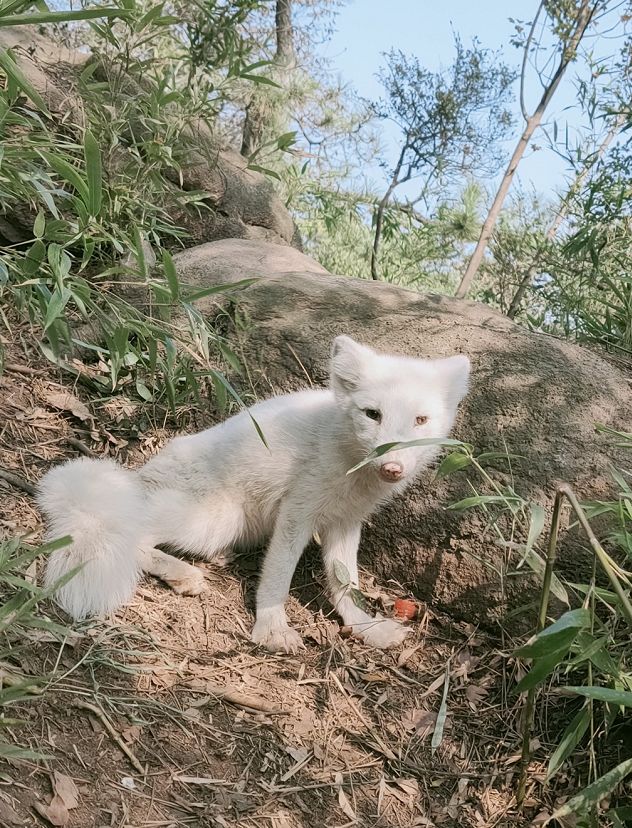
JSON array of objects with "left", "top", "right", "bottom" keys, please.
[
  {"left": 174, "top": 238, "right": 327, "bottom": 282},
  {"left": 0, "top": 28, "right": 299, "bottom": 249},
  {"left": 173, "top": 239, "right": 632, "bottom": 626}
]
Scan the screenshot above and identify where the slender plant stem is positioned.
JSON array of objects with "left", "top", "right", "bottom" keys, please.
[
  {"left": 516, "top": 488, "right": 564, "bottom": 805},
  {"left": 559, "top": 483, "right": 632, "bottom": 624},
  {"left": 517, "top": 482, "right": 632, "bottom": 807}
]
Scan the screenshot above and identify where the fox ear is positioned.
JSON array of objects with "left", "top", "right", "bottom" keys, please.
[
  {"left": 438, "top": 354, "right": 470, "bottom": 405},
  {"left": 330, "top": 335, "right": 374, "bottom": 394}
]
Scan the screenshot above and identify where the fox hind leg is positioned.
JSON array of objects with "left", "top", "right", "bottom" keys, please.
[
  {"left": 139, "top": 547, "right": 207, "bottom": 595},
  {"left": 146, "top": 488, "right": 248, "bottom": 561}
]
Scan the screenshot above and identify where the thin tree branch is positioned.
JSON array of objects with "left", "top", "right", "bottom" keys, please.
[
  {"left": 520, "top": 2, "right": 545, "bottom": 122},
  {"left": 507, "top": 111, "right": 625, "bottom": 318},
  {"left": 455, "top": 0, "right": 598, "bottom": 300},
  {"left": 370, "top": 142, "right": 409, "bottom": 280}
]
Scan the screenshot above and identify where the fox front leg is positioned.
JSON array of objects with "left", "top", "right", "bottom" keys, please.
[
  {"left": 251, "top": 500, "right": 313, "bottom": 654},
  {"left": 322, "top": 523, "right": 408, "bottom": 649}
]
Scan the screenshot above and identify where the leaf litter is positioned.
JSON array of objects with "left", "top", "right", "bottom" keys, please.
[{"left": 0, "top": 325, "right": 614, "bottom": 827}]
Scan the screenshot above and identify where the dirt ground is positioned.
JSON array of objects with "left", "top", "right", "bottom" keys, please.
[{"left": 0, "top": 323, "right": 567, "bottom": 828}]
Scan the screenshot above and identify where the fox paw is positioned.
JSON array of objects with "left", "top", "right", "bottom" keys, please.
[
  {"left": 166, "top": 566, "right": 207, "bottom": 596},
  {"left": 354, "top": 615, "right": 409, "bottom": 649},
  {"left": 251, "top": 619, "right": 304, "bottom": 654}
]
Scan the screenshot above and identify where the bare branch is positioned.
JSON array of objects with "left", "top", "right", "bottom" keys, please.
[
  {"left": 456, "top": 0, "right": 600, "bottom": 300},
  {"left": 521, "top": 2, "right": 546, "bottom": 121}
]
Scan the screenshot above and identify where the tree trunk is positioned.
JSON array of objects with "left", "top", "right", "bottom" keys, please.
[
  {"left": 241, "top": 0, "right": 295, "bottom": 158},
  {"left": 506, "top": 112, "right": 625, "bottom": 318},
  {"left": 274, "top": 0, "right": 294, "bottom": 64},
  {"left": 455, "top": 0, "right": 597, "bottom": 299}
]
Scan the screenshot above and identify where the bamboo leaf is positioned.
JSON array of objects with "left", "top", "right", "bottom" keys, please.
[
  {"left": 240, "top": 73, "right": 281, "bottom": 87},
  {"left": 546, "top": 707, "right": 591, "bottom": 781},
  {"left": 183, "top": 277, "right": 257, "bottom": 303},
  {"left": 447, "top": 494, "right": 523, "bottom": 511},
  {"left": 83, "top": 130, "right": 102, "bottom": 216},
  {"left": 515, "top": 649, "right": 569, "bottom": 693},
  {"left": 209, "top": 370, "right": 268, "bottom": 449},
  {"left": 333, "top": 561, "right": 351, "bottom": 587},
  {"left": 0, "top": 8, "right": 125, "bottom": 27},
  {"left": 347, "top": 438, "right": 463, "bottom": 476},
  {"left": 522, "top": 548, "right": 570, "bottom": 605},
  {"left": 33, "top": 210, "right": 45, "bottom": 239},
  {"left": 515, "top": 609, "right": 591, "bottom": 658},
  {"left": 43, "top": 287, "right": 71, "bottom": 332},
  {"left": 39, "top": 153, "right": 89, "bottom": 204},
  {"left": 162, "top": 250, "right": 179, "bottom": 300},
  {"left": 524, "top": 502, "right": 545, "bottom": 558},
  {"left": 563, "top": 686, "right": 632, "bottom": 707},
  {"left": 434, "top": 451, "right": 471, "bottom": 479},
  {"left": 549, "top": 758, "right": 632, "bottom": 822},
  {"left": 0, "top": 47, "right": 49, "bottom": 113}
]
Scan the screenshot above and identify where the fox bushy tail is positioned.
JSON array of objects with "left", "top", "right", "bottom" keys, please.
[{"left": 37, "top": 457, "right": 146, "bottom": 619}]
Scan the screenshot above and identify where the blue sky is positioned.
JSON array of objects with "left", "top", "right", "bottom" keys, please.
[{"left": 323, "top": 0, "right": 609, "bottom": 203}]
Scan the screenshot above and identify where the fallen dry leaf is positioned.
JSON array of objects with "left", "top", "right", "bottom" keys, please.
[
  {"left": 465, "top": 683, "right": 488, "bottom": 710},
  {"left": 397, "top": 643, "right": 423, "bottom": 668},
  {"left": 40, "top": 389, "right": 91, "bottom": 422},
  {"left": 362, "top": 671, "right": 389, "bottom": 683},
  {"left": 53, "top": 772, "right": 79, "bottom": 810},
  {"left": 384, "top": 777, "right": 420, "bottom": 808},
  {"left": 0, "top": 797, "right": 22, "bottom": 826},
  {"left": 395, "top": 778, "right": 419, "bottom": 797},
  {"left": 452, "top": 649, "right": 479, "bottom": 680},
  {"left": 402, "top": 708, "right": 437, "bottom": 738},
  {"left": 338, "top": 788, "right": 356, "bottom": 821},
  {"left": 286, "top": 746, "right": 309, "bottom": 763},
  {"left": 34, "top": 794, "right": 68, "bottom": 827},
  {"left": 121, "top": 725, "right": 142, "bottom": 743}
]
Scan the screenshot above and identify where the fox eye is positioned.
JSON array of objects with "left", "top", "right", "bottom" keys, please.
[
  {"left": 364, "top": 408, "right": 382, "bottom": 422},
  {"left": 415, "top": 415, "right": 428, "bottom": 426}
]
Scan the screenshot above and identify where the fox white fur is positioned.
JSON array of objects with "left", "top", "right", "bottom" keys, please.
[{"left": 38, "top": 336, "right": 470, "bottom": 653}]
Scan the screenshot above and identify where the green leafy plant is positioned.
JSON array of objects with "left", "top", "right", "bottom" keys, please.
[
  {"left": 435, "top": 432, "right": 632, "bottom": 823},
  {"left": 0, "top": 535, "right": 75, "bottom": 759},
  {"left": 0, "top": 0, "right": 274, "bottom": 415}
]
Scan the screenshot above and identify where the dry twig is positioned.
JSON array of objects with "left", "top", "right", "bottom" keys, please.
[
  {"left": 73, "top": 700, "right": 145, "bottom": 774},
  {"left": 0, "top": 466, "right": 36, "bottom": 495}
]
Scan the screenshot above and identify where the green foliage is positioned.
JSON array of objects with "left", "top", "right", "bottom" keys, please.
[
  {"left": 0, "top": 535, "right": 74, "bottom": 760},
  {"left": 298, "top": 182, "right": 484, "bottom": 287},
  {"left": 440, "top": 433, "right": 632, "bottom": 821},
  {"left": 546, "top": 146, "right": 632, "bottom": 354},
  {"left": 375, "top": 37, "right": 516, "bottom": 186},
  {"left": 0, "top": 0, "right": 270, "bottom": 413}
]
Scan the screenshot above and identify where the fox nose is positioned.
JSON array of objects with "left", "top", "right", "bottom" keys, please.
[{"left": 379, "top": 462, "right": 404, "bottom": 482}]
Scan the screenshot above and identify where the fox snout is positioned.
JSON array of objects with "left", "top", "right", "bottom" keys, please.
[{"left": 379, "top": 461, "right": 404, "bottom": 482}]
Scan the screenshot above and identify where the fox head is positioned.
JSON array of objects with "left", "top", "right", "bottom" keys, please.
[{"left": 330, "top": 335, "right": 470, "bottom": 484}]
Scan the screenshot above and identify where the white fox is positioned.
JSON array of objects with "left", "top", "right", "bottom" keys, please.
[{"left": 38, "top": 336, "right": 470, "bottom": 653}]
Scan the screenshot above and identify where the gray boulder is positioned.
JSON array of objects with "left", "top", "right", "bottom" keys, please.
[
  {"left": 0, "top": 28, "right": 299, "bottom": 249},
  {"left": 174, "top": 239, "right": 632, "bottom": 626}
]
